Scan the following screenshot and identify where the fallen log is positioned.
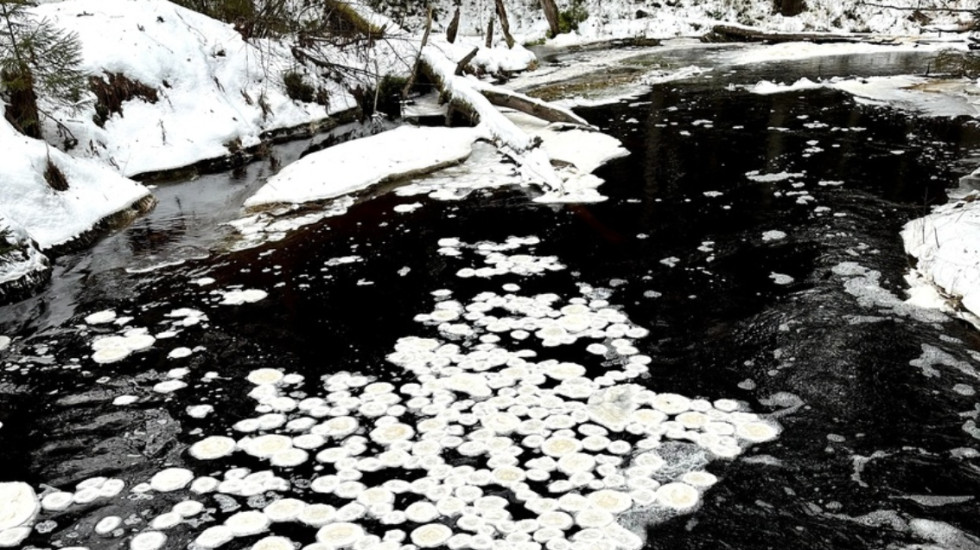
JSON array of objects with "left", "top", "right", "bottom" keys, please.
[
  {"left": 475, "top": 85, "right": 593, "bottom": 127},
  {"left": 420, "top": 45, "right": 563, "bottom": 190},
  {"left": 702, "top": 24, "right": 875, "bottom": 44}
]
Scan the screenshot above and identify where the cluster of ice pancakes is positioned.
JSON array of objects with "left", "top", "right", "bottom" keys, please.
[
  {"left": 167, "top": 237, "right": 779, "bottom": 550},
  {"left": 14, "top": 237, "right": 777, "bottom": 550}
]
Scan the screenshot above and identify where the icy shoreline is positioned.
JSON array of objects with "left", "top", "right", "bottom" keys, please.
[{"left": 3, "top": 0, "right": 980, "bottom": 302}]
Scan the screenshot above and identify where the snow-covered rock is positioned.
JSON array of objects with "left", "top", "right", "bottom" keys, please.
[
  {"left": 0, "top": 220, "right": 50, "bottom": 301},
  {"left": 32, "top": 0, "right": 364, "bottom": 177},
  {"left": 903, "top": 192, "right": 980, "bottom": 320},
  {"left": 245, "top": 126, "right": 479, "bottom": 207}
]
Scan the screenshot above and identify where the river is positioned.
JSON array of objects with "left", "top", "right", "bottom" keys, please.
[{"left": 1, "top": 44, "right": 979, "bottom": 550}]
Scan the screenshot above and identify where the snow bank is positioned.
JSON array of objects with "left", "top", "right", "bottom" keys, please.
[
  {"left": 505, "top": 111, "right": 629, "bottom": 173},
  {"left": 902, "top": 193, "right": 980, "bottom": 319},
  {"left": 0, "top": 114, "right": 151, "bottom": 250},
  {"left": 32, "top": 0, "right": 362, "bottom": 177},
  {"left": 747, "top": 75, "right": 980, "bottom": 118},
  {"left": 832, "top": 76, "right": 980, "bottom": 118},
  {"left": 245, "top": 126, "right": 479, "bottom": 207}
]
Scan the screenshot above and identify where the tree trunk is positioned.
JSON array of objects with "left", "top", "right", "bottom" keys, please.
[
  {"left": 446, "top": 6, "right": 460, "bottom": 43},
  {"left": 485, "top": 17, "right": 494, "bottom": 48},
  {"left": 402, "top": 6, "right": 433, "bottom": 98},
  {"left": 494, "top": 0, "right": 515, "bottom": 49},
  {"left": 774, "top": 0, "right": 806, "bottom": 17},
  {"left": 540, "top": 0, "right": 560, "bottom": 37},
  {"left": 2, "top": 67, "right": 42, "bottom": 139},
  {"left": 702, "top": 24, "right": 863, "bottom": 44},
  {"left": 455, "top": 47, "right": 479, "bottom": 75},
  {"left": 477, "top": 87, "right": 592, "bottom": 127}
]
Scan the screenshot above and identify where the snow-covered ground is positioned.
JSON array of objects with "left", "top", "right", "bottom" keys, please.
[
  {"left": 386, "top": 0, "right": 977, "bottom": 46},
  {"left": 0, "top": 114, "right": 150, "bottom": 251},
  {"left": 33, "top": 0, "right": 371, "bottom": 177}
]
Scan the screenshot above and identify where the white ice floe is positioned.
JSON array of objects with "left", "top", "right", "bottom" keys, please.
[
  {"left": 245, "top": 126, "right": 478, "bottom": 208},
  {"left": 0, "top": 483, "right": 38, "bottom": 531},
  {"left": 218, "top": 289, "right": 268, "bottom": 306}
]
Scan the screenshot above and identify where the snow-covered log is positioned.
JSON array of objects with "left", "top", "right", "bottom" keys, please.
[
  {"left": 472, "top": 82, "right": 594, "bottom": 127},
  {"left": 420, "top": 45, "right": 565, "bottom": 190}
]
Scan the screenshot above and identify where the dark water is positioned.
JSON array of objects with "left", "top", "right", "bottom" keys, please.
[{"left": 3, "top": 49, "right": 980, "bottom": 549}]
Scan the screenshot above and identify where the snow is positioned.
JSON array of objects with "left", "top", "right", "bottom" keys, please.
[
  {"left": 749, "top": 77, "right": 823, "bottom": 95},
  {"left": 392, "top": 0, "right": 975, "bottom": 46},
  {"left": 902, "top": 193, "right": 980, "bottom": 322},
  {"left": 31, "top": 0, "right": 364, "bottom": 177},
  {"left": 245, "top": 126, "right": 479, "bottom": 207},
  {"left": 0, "top": 114, "right": 151, "bottom": 250},
  {"left": 0, "top": 482, "right": 39, "bottom": 531},
  {"left": 748, "top": 74, "right": 980, "bottom": 118},
  {"left": 505, "top": 111, "right": 629, "bottom": 174}
]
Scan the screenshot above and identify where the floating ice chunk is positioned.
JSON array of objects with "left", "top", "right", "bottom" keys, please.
[
  {"left": 0, "top": 336, "right": 9, "bottom": 351},
  {"left": 251, "top": 536, "right": 294, "bottom": 550},
  {"left": 574, "top": 508, "right": 614, "bottom": 528},
  {"left": 735, "top": 421, "right": 780, "bottom": 443},
  {"left": 91, "top": 345, "right": 131, "bottom": 364},
  {"left": 173, "top": 500, "right": 204, "bottom": 517},
  {"left": 95, "top": 516, "right": 122, "bottom": 535},
  {"left": 745, "top": 171, "right": 804, "bottom": 183},
  {"left": 263, "top": 498, "right": 307, "bottom": 522},
  {"left": 168, "top": 347, "right": 193, "bottom": 359},
  {"left": 299, "top": 504, "right": 336, "bottom": 527},
  {"left": 150, "top": 512, "right": 182, "bottom": 530},
  {"left": 190, "top": 477, "right": 219, "bottom": 494},
  {"left": 241, "top": 434, "right": 293, "bottom": 459},
  {"left": 194, "top": 526, "right": 234, "bottom": 548},
  {"left": 247, "top": 368, "right": 285, "bottom": 385},
  {"left": 0, "top": 482, "right": 38, "bottom": 530},
  {"left": 153, "top": 380, "right": 187, "bottom": 394},
  {"left": 0, "top": 526, "right": 30, "bottom": 547},
  {"left": 187, "top": 405, "right": 213, "bottom": 418},
  {"left": 189, "top": 436, "right": 236, "bottom": 460},
  {"left": 770, "top": 273, "right": 794, "bottom": 285},
  {"left": 40, "top": 491, "right": 73, "bottom": 512},
  {"left": 394, "top": 203, "right": 423, "bottom": 213},
  {"left": 762, "top": 230, "right": 787, "bottom": 242},
  {"left": 405, "top": 501, "right": 440, "bottom": 523},
  {"left": 411, "top": 524, "right": 453, "bottom": 548},
  {"left": 681, "top": 471, "right": 718, "bottom": 487},
  {"left": 441, "top": 373, "right": 491, "bottom": 398},
  {"left": 100, "top": 479, "right": 125, "bottom": 498},
  {"left": 225, "top": 511, "right": 270, "bottom": 537},
  {"left": 149, "top": 469, "right": 194, "bottom": 492},
  {"left": 114, "top": 395, "right": 139, "bottom": 406},
  {"left": 316, "top": 522, "right": 364, "bottom": 546},
  {"left": 219, "top": 289, "right": 268, "bottom": 306},
  {"left": 270, "top": 448, "right": 309, "bottom": 468},
  {"left": 85, "top": 310, "right": 117, "bottom": 325},
  {"left": 369, "top": 423, "right": 415, "bottom": 445},
  {"left": 655, "top": 482, "right": 700, "bottom": 510}
]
